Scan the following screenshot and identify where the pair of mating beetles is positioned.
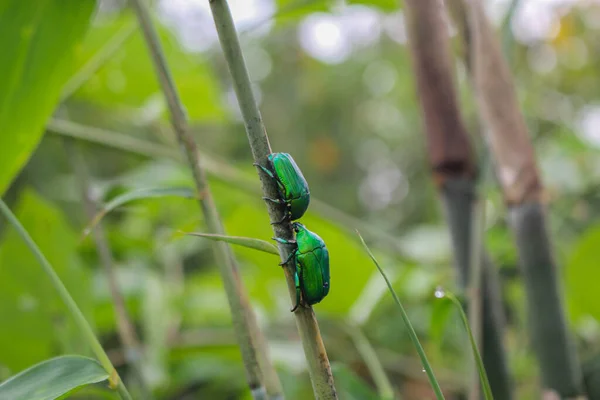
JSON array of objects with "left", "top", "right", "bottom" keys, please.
[{"left": 256, "top": 153, "right": 330, "bottom": 312}]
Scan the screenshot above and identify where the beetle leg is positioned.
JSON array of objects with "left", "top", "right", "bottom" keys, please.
[
  {"left": 262, "top": 196, "right": 283, "bottom": 204},
  {"left": 253, "top": 163, "right": 276, "bottom": 180},
  {"left": 270, "top": 212, "right": 290, "bottom": 226},
  {"left": 290, "top": 269, "right": 301, "bottom": 312},
  {"left": 272, "top": 237, "right": 296, "bottom": 245},
  {"left": 278, "top": 249, "right": 296, "bottom": 266}
]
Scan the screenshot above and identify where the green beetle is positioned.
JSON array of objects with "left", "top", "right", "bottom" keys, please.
[
  {"left": 255, "top": 152, "right": 310, "bottom": 224},
  {"left": 274, "top": 222, "right": 330, "bottom": 312}
]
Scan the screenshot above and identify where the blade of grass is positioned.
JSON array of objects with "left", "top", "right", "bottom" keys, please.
[
  {"left": 183, "top": 232, "right": 279, "bottom": 255},
  {"left": 81, "top": 187, "right": 197, "bottom": 240},
  {"left": 0, "top": 199, "right": 132, "bottom": 400},
  {"left": 436, "top": 289, "right": 493, "bottom": 400},
  {"left": 357, "top": 231, "right": 444, "bottom": 400}
]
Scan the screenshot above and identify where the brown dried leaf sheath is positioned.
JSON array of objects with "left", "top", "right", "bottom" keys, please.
[{"left": 404, "top": 0, "right": 475, "bottom": 185}]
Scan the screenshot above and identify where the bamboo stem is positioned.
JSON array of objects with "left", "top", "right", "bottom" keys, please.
[
  {"left": 128, "top": 0, "right": 283, "bottom": 398},
  {"left": 207, "top": 0, "right": 337, "bottom": 398},
  {"left": 63, "top": 139, "right": 153, "bottom": 399},
  {"left": 451, "top": 0, "right": 584, "bottom": 396},
  {"left": 467, "top": 198, "right": 484, "bottom": 400},
  {"left": 402, "top": 0, "right": 512, "bottom": 397},
  {"left": 0, "top": 199, "right": 132, "bottom": 400}
]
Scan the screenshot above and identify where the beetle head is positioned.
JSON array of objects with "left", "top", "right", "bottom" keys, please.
[{"left": 291, "top": 222, "right": 304, "bottom": 233}]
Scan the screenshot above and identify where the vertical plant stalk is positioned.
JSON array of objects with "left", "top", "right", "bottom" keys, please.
[
  {"left": 454, "top": 0, "right": 583, "bottom": 396},
  {"left": 207, "top": 0, "right": 337, "bottom": 398},
  {"left": 346, "top": 324, "right": 394, "bottom": 400},
  {"left": 402, "top": 0, "right": 512, "bottom": 398},
  {"left": 63, "top": 140, "right": 152, "bottom": 399},
  {"left": 0, "top": 199, "right": 132, "bottom": 400},
  {"left": 467, "top": 198, "right": 484, "bottom": 400},
  {"left": 128, "top": 1, "right": 282, "bottom": 399}
]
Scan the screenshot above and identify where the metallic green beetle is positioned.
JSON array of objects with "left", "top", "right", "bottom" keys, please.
[
  {"left": 274, "top": 222, "right": 330, "bottom": 312},
  {"left": 255, "top": 153, "right": 310, "bottom": 224}
]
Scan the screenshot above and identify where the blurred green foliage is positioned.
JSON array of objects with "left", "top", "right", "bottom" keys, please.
[{"left": 2, "top": 0, "right": 600, "bottom": 399}]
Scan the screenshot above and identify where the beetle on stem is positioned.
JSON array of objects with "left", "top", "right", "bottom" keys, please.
[
  {"left": 254, "top": 152, "right": 310, "bottom": 225},
  {"left": 274, "top": 222, "right": 330, "bottom": 312}
]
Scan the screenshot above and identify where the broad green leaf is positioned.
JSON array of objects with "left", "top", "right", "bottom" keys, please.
[
  {"left": 0, "top": 356, "right": 108, "bottom": 400},
  {"left": 184, "top": 232, "right": 279, "bottom": 255},
  {"left": 0, "top": 189, "right": 91, "bottom": 371},
  {"left": 566, "top": 224, "right": 600, "bottom": 321},
  {"left": 82, "top": 187, "right": 197, "bottom": 239},
  {"left": 0, "top": 0, "right": 96, "bottom": 195}
]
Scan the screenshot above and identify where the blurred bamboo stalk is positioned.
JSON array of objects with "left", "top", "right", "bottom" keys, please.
[
  {"left": 207, "top": 0, "right": 337, "bottom": 398},
  {"left": 447, "top": 0, "right": 584, "bottom": 397},
  {"left": 402, "top": 0, "right": 512, "bottom": 398},
  {"left": 63, "top": 140, "right": 152, "bottom": 399},
  {"left": 128, "top": 0, "right": 283, "bottom": 398}
]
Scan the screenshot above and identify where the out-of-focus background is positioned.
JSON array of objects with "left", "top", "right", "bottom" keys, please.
[{"left": 2, "top": 0, "right": 600, "bottom": 398}]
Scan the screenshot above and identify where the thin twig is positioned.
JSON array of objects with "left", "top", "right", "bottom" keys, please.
[
  {"left": 0, "top": 199, "right": 132, "bottom": 400},
  {"left": 128, "top": 0, "right": 283, "bottom": 398},
  {"left": 207, "top": 0, "right": 337, "bottom": 398},
  {"left": 46, "top": 118, "right": 419, "bottom": 266},
  {"left": 346, "top": 323, "right": 395, "bottom": 400},
  {"left": 63, "top": 139, "right": 152, "bottom": 399}
]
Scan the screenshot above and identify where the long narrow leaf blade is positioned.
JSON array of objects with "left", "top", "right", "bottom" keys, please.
[
  {"left": 0, "top": 356, "right": 109, "bottom": 400},
  {"left": 82, "top": 187, "right": 196, "bottom": 238},
  {"left": 184, "top": 232, "right": 279, "bottom": 255},
  {"left": 357, "top": 230, "right": 445, "bottom": 400},
  {"left": 436, "top": 289, "right": 494, "bottom": 399}
]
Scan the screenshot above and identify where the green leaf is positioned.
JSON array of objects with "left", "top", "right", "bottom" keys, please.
[
  {"left": 0, "top": 0, "right": 96, "bottom": 195},
  {"left": 0, "top": 189, "right": 91, "bottom": 371},
  {"left": 82, "top": 187, "right": 197, "bottom": 239},
  {"left": 566, "top": 223, "right": 600, "bottom": 321},
  {"left": 184, "top": 232, "right": 280, "bottom": 255},
  {"left": 0, "top": 356, "right": 109, "bottom": 400},
  {"left": 436, "top": 290, "right": 493, "bottom": 400}
]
